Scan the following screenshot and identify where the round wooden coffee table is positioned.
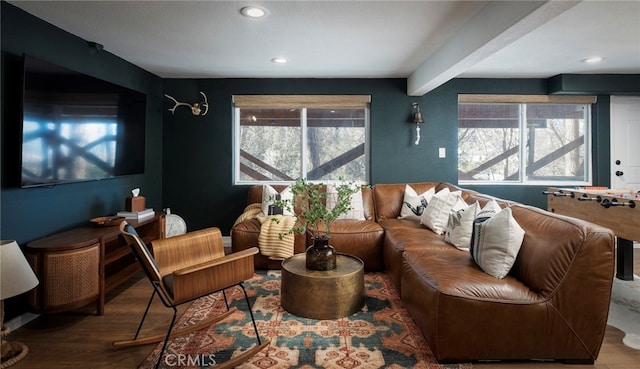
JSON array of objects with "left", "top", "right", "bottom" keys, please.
[{"left": 280, "top": 253, "right": 365, "bottom": 319}]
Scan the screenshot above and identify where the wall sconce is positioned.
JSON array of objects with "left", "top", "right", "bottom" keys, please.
[
  {"left": 412, "top": 102, "right": 424, "bottom": 145},
  {"left": 164, "top": 91, "right": 209, "bottom": 116}
]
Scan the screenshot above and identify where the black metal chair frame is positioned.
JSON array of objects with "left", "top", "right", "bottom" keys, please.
[{"left": 113, "top": 222, "right": 269, "bottom": 369}]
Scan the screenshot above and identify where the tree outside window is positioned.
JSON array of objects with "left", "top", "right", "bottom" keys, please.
[
  {"left": 458, "top": 101, "right": 591, "bottom": 185},
  {"left": 234, "top": 96, "right": 369, "bottom": 184}
]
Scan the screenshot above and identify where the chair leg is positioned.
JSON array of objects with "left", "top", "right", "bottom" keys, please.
[
  {"left": 154, "top": 305, "right": 178, "bottom": 369},
  {"left": 133, "top": 289, "right": 157, "bottom": 340},
  {"left": 153, "top": 286, "right": 257, "bottom": 369},
  {"left": 210, "top": 283, "right": 270, "bottom": 369},
  {"left": 240, "top": 282, "right": 262, "bottom": 345},
  {"left": 222, "top": 289, "right": 230, "bottom": 310},
  {"left": 113, "top": 308, "right": 238, "bottom": 348},
  {"left": 114, "top": 282, "right": 268, "bottom": 368}
]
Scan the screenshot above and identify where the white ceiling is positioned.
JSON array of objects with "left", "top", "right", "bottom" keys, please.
[{"left": 8, "top": 0, "right": 640, "bottom": 96}]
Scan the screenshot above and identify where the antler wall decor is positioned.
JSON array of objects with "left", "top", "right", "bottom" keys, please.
[{"left": 164, "top": 91, "right": 209, "bottom": 116}]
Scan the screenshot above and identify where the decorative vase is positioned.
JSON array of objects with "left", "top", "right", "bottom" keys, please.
[{"left": 305, "top": 237, "right": 337, "bottom": 271}]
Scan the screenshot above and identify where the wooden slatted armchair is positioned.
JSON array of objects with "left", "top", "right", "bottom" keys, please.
[{"left": 113, "top": 221, "right": 269, "bottom": 369}]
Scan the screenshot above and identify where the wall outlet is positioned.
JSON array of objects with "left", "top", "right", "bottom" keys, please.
[{"left": 438, "top": 147, "right": 446, "bottom": 158}]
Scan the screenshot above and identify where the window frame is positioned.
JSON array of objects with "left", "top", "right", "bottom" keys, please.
[
  {"left": 457, "top": 94, "right": 596, "bottom": 186},
  {"left": 233, "top": 95, "right": 371, "bottom": 185}
]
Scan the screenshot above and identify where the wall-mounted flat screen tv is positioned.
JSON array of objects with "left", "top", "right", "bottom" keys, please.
[{"left": 20, "top": 54, "right": 147, "bottom": 188}]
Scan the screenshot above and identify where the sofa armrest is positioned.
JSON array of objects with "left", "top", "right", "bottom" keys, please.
[{"left": 510, "top": 205, "right": 615, "bottom": 297}]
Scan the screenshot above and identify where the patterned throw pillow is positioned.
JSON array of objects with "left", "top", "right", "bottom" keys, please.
[
  {"left": 398, "top": 185, "right": 435, "bottom": 221},
  {"left": 261, "top": 185, "right": 295, "bottom": 216},
  {"left": 326, "top": 184, "right": 365, "bottom": 220},
  {"left": 470, "top": 207, "right": 525, "bottom": 279},
  {"left": 420, "top": 188, "right": 466, "bottom": 235},
  {"left": 444, "top": 201, "right": 480, "bottom": 250}
]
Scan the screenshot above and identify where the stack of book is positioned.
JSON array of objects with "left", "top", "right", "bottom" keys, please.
[{"left": 117, "top": 208, "right": 155, "bottom": 220}]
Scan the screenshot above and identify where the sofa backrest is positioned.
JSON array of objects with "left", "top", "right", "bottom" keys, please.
[
  {"left": 464, "top": 192, "right": 515, "bottom": 208},
  {"left": 247, "top": 185, "right": 289, "bottom": 205},
  {"left": 372, "top": 182, "right": 439, "bottom": 221},
  {"left": 509, "top": 204, "right": 615, "bottom": 298},
  {"left": 361, "top": 186, "right": 375, "bottom": 221},
  {"left": 245, "top": 184, "right": 376, "bottom": 221},
  {"left": 372, "top": 182, "right": 479, "bottom": 221}
]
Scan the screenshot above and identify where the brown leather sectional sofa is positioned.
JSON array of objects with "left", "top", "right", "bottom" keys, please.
[
  {"left": 232, "top": 184, "right": 385, "bottom": 271},
  {"left": 232, "top": 182, "right": 616, "bottom": 364}
]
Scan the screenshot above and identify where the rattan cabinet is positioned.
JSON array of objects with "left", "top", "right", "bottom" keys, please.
[{"left": 25, "top": 213, "right": 165, "bottom": 315}]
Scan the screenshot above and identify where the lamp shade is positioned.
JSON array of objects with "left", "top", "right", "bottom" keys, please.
[{"left": 0, "top": 240, "right": 39, "bottom": 300}]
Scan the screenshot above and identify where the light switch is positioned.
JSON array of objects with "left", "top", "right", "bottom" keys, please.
[{"left": 438, "top": 147, "right": 446, "bottom": 158}]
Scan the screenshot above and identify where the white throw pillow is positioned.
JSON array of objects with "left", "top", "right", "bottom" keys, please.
[
  {"left": 420, "top": 189, "right": 466, "bottom": 235},
  {"left": 326, "top": 184, "right": 365, "bottom": 220},
  {"left": 398, "top": 185, "right": 435, "bottom": 221},
  {"left": 445, "top": 201, "right": 480, "bottom": 250},
  {"left": 470, "top": 207, "right": 525, "bottom": 279},
  {"left": 261, "top": 185, "right": 294, "bottom": 216},
  {"left": 457, "top": 199, "right": 500, "bottom": 245},
  {"left": 475, "top": 199, "right": 502, "bottom": 220}
]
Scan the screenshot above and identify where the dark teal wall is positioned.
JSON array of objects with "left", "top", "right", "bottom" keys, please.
[
  {"left": 549, "top": 74, "right": 640, "bottom": 95},
  {"left": 0, "top": 2, "right": 164, "bottom": 245},
  {"left": 4, "top": 2, "right": 635, "bottom": 242},
  {"left": 592, "top": 95, "right": 611, "bottom": 186},
  {"left": 433, "top": 79, "right": 616, "bottom": 209},
  {"left": 162, "top": 77, "right": 624, "bottom": 234},
  {"left": 161, "top": 78, "right": 425, "bottom": 233}
]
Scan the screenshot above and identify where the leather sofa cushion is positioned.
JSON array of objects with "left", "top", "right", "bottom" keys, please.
[
  {"left": 403, "top": 248, "right": 535, "bottom": 362},
  {"left": 383, "top": 226, "right": 448, "bottom": 250},
  {"left": 400, "top": 248, "right": 594, "bottom": 362},
  {"left": 383, "top": 227, "right": 453, "bottom": 290},
  {"left": 378, "top": 218, "right": 434, "bottom": 231},
  {"left": 402, "top": 248, "right": 540, "bottom": 302},
  {"left": 312, "top": 220, "right": 384, "bottom": 271}
]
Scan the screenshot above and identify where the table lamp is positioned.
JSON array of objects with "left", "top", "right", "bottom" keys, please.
[{"left": 1, "top": 240, "right": 39, "bottom": 368}]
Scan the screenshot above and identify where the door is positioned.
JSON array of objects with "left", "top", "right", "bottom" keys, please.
[{"left": 610, "top": 96, "right": 640, "bottom": 191}]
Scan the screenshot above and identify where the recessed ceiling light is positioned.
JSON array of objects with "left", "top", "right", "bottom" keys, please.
[
  {"left": 581, "top": 56, "right": 605, "bottom": 64},
  {"left": 240, "top": 6, "right": 268, "bottom": 18},
  {"left": 271, "top": 57, "right": 287, "bottom": 64}
]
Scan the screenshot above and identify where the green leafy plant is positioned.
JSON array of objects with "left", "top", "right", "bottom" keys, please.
[{"left": 272, "top": 178, "right": 361, "bottom": 240}]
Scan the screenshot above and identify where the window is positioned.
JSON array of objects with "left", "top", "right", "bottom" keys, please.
[
  {"left": 458, "top": 95, "right": 595, "bottom": 185},
  {"left": 234, "top": 95, "right": 370, "bottom": 184}
]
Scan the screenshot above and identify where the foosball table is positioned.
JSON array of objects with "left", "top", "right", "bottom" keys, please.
[{"left": 545, "top": 187, "right": 639, "bottom": 281}]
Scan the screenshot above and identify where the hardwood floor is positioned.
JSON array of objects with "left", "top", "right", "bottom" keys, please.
[{"left": 7, "top": 248, "right": 640, "bottom": 369}]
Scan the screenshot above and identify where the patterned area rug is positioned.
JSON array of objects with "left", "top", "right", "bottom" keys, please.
[{"left": 140, "top": 271, "right": 472, "bottom": 369}]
